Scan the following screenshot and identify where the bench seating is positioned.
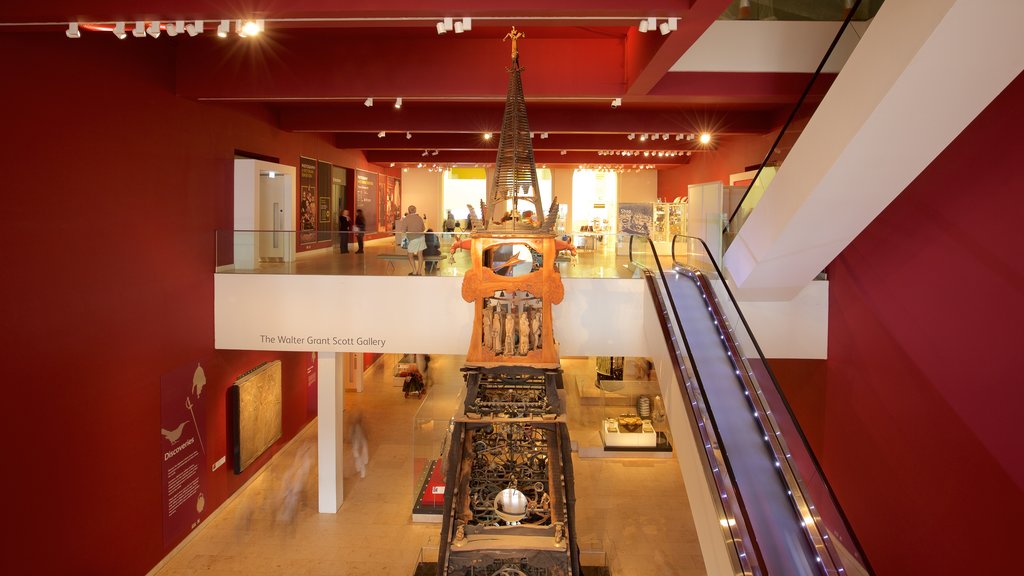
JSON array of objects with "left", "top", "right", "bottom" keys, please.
[{"left": 377, "top": 253, "right": 445, "bottom": 274}]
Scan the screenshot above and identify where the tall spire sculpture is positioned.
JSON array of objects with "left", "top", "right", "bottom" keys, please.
[{"left": 474, "top": 26, "right": 556, "bottom": 233}]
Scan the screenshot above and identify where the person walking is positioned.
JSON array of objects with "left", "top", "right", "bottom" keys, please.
[
  {"left": 350, "top": 410, "right": 369, "bottom": 479},
  {"left": 338, "top": 209, "right": 351, "bottom": 253},
  {"left": 354, "top": 209, "right": 366, "bottom": 253},
  {"left": 398, "top": 205, "right": 426, "bottom": 275}
]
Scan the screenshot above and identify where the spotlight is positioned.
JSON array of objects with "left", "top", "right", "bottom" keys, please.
[
  {"left": 66, "top": 23, "right": 80, "bottom": 39},
  {"left": 530, "top": 132, "right": 535, "bottom": 138},
  {"left": 443, "top": 17, "right": 453, "bottom": 31},
  {"left": 675, "top": 134, "right": 683, "bottom": 141},
  {"left": 560, "top": 150, "right": 567, "bottom": 155},
  {"left": 462, "top": 17, "right": 472, "bottom": 31},
  {"left": 186, "top": 20, "right": 203, "bottom": 36},
  {"left": 390, "top": 162, "right": 396, "bottom": 168},
  {"left": 540, "top": 132, "right": 549, "bottom": 139},
  {"left": 699, "top": 132, "right": 712, "bottom": 144},
  {"left": 667, "top": 18, "right": 679, "bottom": 31},
  {"left": 364, "top": 98, "right": 373, "bottom": 107},
  {"left": 436, "top": 21, "right": 447, "bottom": 35},
  {"left": 147, "top": 21, "right": 161, "bottom": 38},
  {"left": 217, "top": 20, "right": 230, "bottom": 38},
  {"left": 406, "top": 132, "right": 412, "bottom": 139},
  {"left": 652, "top": 133, "right": 660, "bottom": 140},
  {"left": 640, "top": 134, "right": 648, "bottom": 141},
  {"left": 611, "top": 98, "right": 622, "bottom": 108},
  {"left": 422, "top": 150, "right": 429, "bottom": 157},
  {"left": 663, "top": 133, "right": 670, "bottom": 140},
  {"left": 133, "top": 21, "right": 147, "bottom": 38},
  {"left": 454, "top": 21, "right": 464, "bottom": 34},
  {"left": 627, "top": 133, "right": 635, "bottom": 140},
  {"left": 483, "top": 132, "right": 493, "bottom": 140},
  {"left": 378, "top": 131, "right": 386, "bottom": 138},
  {"left": 239, "top": 20, "right": 261, "bottom": 37},
  {"left": 112, "top": 22, "right": 126, "bottom": 39},
  {"left": 394, "top": 97, "right": 402, "bottom": 109},
  {"left": 166, "top": 21, "right": 181, "bottom": 37},
  {"left": 638, "top": 19, "right": 649, "bottom": 33},
  {"left": 659, "top": 22, "right": 670, "bottom": 35},
  {"left": 432, "top": 150, "right": 439, "bottom": 156},
  {"left": 268, "top": 171, "right": 276, "bottom": 179}
]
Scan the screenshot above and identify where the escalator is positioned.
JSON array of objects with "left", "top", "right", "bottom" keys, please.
[{"left": 631, "top": 235, "right": 872, "bottom": 576}]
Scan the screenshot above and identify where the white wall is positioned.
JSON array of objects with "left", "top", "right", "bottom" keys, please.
[
  {"left": 215, "top": 275, "right": 648, "bottom": 357},
  {"left": 618, "top": 170, "right": 659, "bottom": 203},
  {"left": 398, "top": 168, "right": 443, "bottom": 229}
]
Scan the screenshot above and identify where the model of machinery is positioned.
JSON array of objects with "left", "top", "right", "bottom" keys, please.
[{"left": 437, "top": 28, "right": 581, "bottom": 576}]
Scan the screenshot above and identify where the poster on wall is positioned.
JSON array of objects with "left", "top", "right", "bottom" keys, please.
[
  {"left": 380, "top": 177, "right": 402, "bottom": 232},
  {"left": 160, "top": 361, "right": 210, "bottom": 548},
  {"left": 618, "top": 203, "right": 653, "bottom": 236},
  {"left": 299, "top": 157, "right": 318, "bottom": 245},
  {"left": 317, "top": 160, "right": 333, "bottom": 243},
  {"left": 355, "top": 170, "right": 378, "bottom": 232}
]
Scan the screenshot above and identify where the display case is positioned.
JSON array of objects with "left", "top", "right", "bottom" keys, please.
[
  {"left": 412, "top": 383, "right": 465, "bottom": 522},
  {"left": 651, "top": 201, "right": 686, "bottom": 243},
  {"left": 573, "top": 357, "right": 671, "bottom": 456}
]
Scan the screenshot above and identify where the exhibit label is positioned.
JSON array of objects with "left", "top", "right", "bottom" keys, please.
[{"left": 259, "top": 334, "right": 386, "bottom": 348}]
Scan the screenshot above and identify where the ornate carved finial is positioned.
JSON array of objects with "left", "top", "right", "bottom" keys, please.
[{"left": 504, "top": 26, "right": 525, "bottom": 60}]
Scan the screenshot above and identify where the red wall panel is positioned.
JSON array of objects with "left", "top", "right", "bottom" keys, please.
[
  {"left": 657, "top": 130, "right": 776, "bottom": 201},
  {"left": 818, "top": 71, "right": 1024, "bottom": 574},
  {"left": 0, "top": 34, "right": 374, "bottom": 575}
]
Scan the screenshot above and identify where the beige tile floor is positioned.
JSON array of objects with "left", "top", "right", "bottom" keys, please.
[
  {"left": 153, "top": 353, "right": 705, "bottom": 575},
  {"left": 220, "top": 235, "right": 665, "bottom": 279}
]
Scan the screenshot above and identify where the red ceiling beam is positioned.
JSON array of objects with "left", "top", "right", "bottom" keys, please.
[
  {"left": 281, "top": 103, "right": 775, "bottom": 134},
  {"left": 365, "top": 149, "right": 692, "bottom": 165},
  {"left": 177, "top": 33, "right": 625, "bottom": 100},
  {"left": 0, "top": 1, "right": 694, "bottom": 24},
  {"left": 335, "top": 131, "right": 714, "bottom": 150},
  {"left": 624, "top": 0, "right": 734, "bottom": 96}
]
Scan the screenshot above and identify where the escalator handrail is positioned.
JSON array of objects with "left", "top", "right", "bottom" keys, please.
[
  {"left": 671, "top": 233, "right": 875, "bottom": 575},
  {"left": 725, "top": 0, "right": 865, "bottom": 233},
  {"left": 628, "top": 234, "right": 765, "bottom": 575}
]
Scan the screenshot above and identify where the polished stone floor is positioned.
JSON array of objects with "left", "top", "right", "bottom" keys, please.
[{"left": 152, "top": 354, "right": 706, "bottom": 576}]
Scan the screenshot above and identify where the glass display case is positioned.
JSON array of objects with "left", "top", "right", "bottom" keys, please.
[
  {"left": 652, "top": 201, "right": 687, "bottom": 243},
  {"left": 411, "top": 383, "right": 465, "bottom": 522}
]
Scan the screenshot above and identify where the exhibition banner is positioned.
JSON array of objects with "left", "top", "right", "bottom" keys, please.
[
  {"left": 618, "top": 203, "right": 653, "bottom": 236},
  {"left": 380, "top": 176, "right": 402, "bottom": 232},
  {"left": 160, "top": 361, "right": 210, "bottom": 548},
  {"left": 355, "top": 170, "right": 378, "bottom": 231},
  {"left": 299, "top": 157, "right": 318, "bottom": 245}
]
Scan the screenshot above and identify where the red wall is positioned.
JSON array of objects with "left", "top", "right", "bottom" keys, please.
[
  {"left": 657, "top": 131, "right": 777, "bottom": 201},
  {"left": 0, "top": 34, "right": 378, "bottom": 575},
  {"left": 778, "top": 72, "right": 1024, "bottom": 574}
]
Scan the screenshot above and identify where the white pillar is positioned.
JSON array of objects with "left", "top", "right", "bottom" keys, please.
[
  {"left": 317, "top": 352, "right": 345, "bottom": 512},
  {"left": 353, "top": 353, "right": 364, "bottom": 392}
]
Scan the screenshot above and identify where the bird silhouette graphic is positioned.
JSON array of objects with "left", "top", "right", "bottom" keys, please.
[{"left": 161, "top": 422, "right": 189, "bottom": 444}]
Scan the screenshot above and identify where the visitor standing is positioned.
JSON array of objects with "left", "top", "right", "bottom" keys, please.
[
  {"left": 354, "top": 209, "right": 366, "bottom": 253},
  {"left": 398, "top": 205, "right": 426, "bottom": 275},
  {"left": 338, "top": 209, "right": 351, "bottom": 253}
]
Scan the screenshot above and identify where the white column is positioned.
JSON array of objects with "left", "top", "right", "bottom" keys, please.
[
  {"left": 317, "top": 352, "right": 345, "bottom": 512},
  {"left": 353, "top": 353, "right": 364, "bottom": 392}
]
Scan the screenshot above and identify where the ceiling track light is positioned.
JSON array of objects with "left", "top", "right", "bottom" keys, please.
[
  {"left": 454, "top": 21, "right": 464, "bottom": 33},
  {"left": 422, "top": 150, "right": 429, "bottom": 157},
  {"left": 611, "top": 98, "right": 622, "bottom": 108},
  {"left": 185, "top": 20, "right": 203, "bottom": 36},
  {"left": 238, "top": 19, "right": 262, "bottom": 37},
  {"left": 378, "top": 131, "right": 386, "bottom": 138},
  {"left": 217, "top": 19, "right": 230, "bottom": 38},
  {"left": 112, "top": 21, "right": 126, "bottom": 39},
  {"left": 540, "top": 132, "right": 549, "bottom": 139},
  {"left": 133, "top": 20, "right": 147, "bottom": 38},
  {"left": 627, "top": 133, "right": 636, "bottom": 140},
  {"left": 147, "top": 21, "right": 161, "bottom": 38},
  {"left": 66, "top": 22, "right": 80, "bottom": 38},
  {"left": 462, "top": 17, "right": 472, "bottom": 31},
  {"left": 436, "top": 21, "right": 446, "bottom": 34},
  {"left": 166, "top": 21, "right": 181, "bottom": 36},
  {"left": 394, "top": 97, "right": 402, "bottom": 109},
  {"left": 432, "top": 150, "right": 439, "bottom": 156},
  {"left": 406, "top": 132, "right": 412, "bottom": 139},
  {"left": 364, "top": 97, "right": 373, "bottom": 107},
  {"left": 638, "top": 19, "right": 649, "bottom": 33}
]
